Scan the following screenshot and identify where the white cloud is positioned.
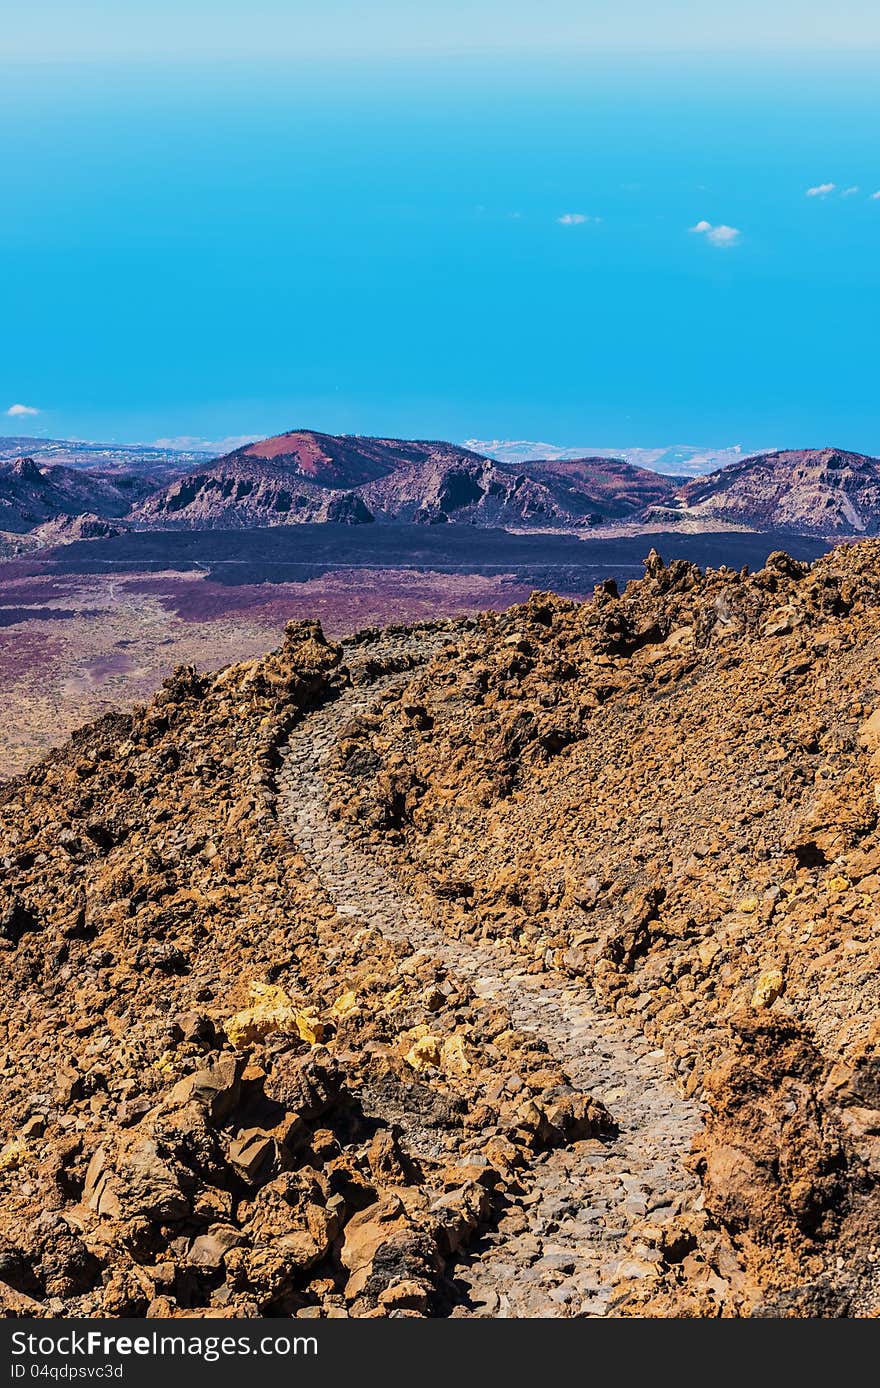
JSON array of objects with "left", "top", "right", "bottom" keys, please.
[
  {"left": 6, "top": 403, "right": 40, "bottom": 417},
  {"left": 690, "top": 220, "right": 741, "bottom": 247},
  {"left": 842, "top": 186, "right": 860, "bottom": 197},
  {"left": 806, "top": 182, "right": 836, "bottom": 197},
  {"left": 871, "top": 191, "right": 880, "bottom": 201},
  {"left": 706, "top": 225, "right": 741, "bottom": 246},
  {"left": 556, "top": 212, "right": 596, "bottom": 226}
]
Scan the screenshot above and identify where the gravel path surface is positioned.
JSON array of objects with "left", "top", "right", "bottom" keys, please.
[{"left": 279, "top": 630, "right": 702, "bottom": 1317}]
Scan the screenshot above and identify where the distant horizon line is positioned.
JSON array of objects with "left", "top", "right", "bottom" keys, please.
[
  {"left": 5, "top": 47, "right": 880, "bottom": 68},
  {"left": 3, "top": 427, "right": 877, "bottom": 460}
]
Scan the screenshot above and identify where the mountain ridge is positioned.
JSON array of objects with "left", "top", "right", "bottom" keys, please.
[
  {"left": 132, "top": 429, "right": 679, "bottom": 531},
  {"left": 4, "top": 432, "right": 880, "bottom": 541}
]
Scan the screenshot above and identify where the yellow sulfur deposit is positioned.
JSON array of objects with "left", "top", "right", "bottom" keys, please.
[
  {"left": 329, "top": 990, "right": 359, "bottom": 1018},
  {"left": 403, "top": 1027, "right": 472, "bottom": 1075},
  {"left": 750, "top": 969, "right": 785, "bottom": 1009},
  {"left": 225, "top": 981, "right": 328, "bottom": 1048},
  {"left": 0, "top": 1139, "right": 28, "bottom": 1172},
  {"left": 826, "top": 876, "right": 851, "bottom": 895}
]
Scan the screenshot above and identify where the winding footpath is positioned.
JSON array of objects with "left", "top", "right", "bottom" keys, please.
[{"left": 279, "top": 631, "right": 702, "bottom": 1317}]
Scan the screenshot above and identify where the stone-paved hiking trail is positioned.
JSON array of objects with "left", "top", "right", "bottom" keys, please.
[{"left": 278, "top": 629, "right": 702, "bottom": 1317}]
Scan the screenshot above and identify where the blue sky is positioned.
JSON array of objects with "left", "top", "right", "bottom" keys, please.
[
  {"left": 3, "top": 5, "right": 880, "bottom": 453},
  {"left": 6, "top": 1, "right": 880, "bottom": 60}
]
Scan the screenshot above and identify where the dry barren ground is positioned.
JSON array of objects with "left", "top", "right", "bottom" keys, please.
[{"left": 0, "top": 568, "right": 537, "bottom": 778}]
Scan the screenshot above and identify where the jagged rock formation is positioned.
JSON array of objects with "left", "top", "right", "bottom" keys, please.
[
  {"left": 357, "top": 449, "right": 678, "bottom": 528},
  {"left": 28, "top": 513, "right": 124, "bottom": 546}
]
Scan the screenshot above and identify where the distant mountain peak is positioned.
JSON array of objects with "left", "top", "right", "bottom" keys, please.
[
  {"left": 8, "top": 455, "right": 42, "bottom": 481},
  {"left": 230, "top": 429, "right": 433, "bottom": 489}
]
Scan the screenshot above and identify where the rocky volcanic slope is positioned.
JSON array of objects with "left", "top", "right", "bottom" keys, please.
[
  {"left": 5, "top": 540, "right": 880, "bottom": 1317},
  {"left": 0, "top": 458, "right": 153, "bottom": 535},
  {"left": 131, "top": 429, "right": 678, "bottom": 531},
  {"left": 0, "top": 624, "right": 612, "bottom": 1319},
  {"left": 327, "top": 541, "right": 880, "bottom": 1315},
  {"left": 356, "top": 449, "right": 677, "bottom": 528},
  {"left": 517, "top": 456, "right": 681, "bottom": 520},
  {"left": 675, "top": 449, "right": 880, "bottom": 535}
]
